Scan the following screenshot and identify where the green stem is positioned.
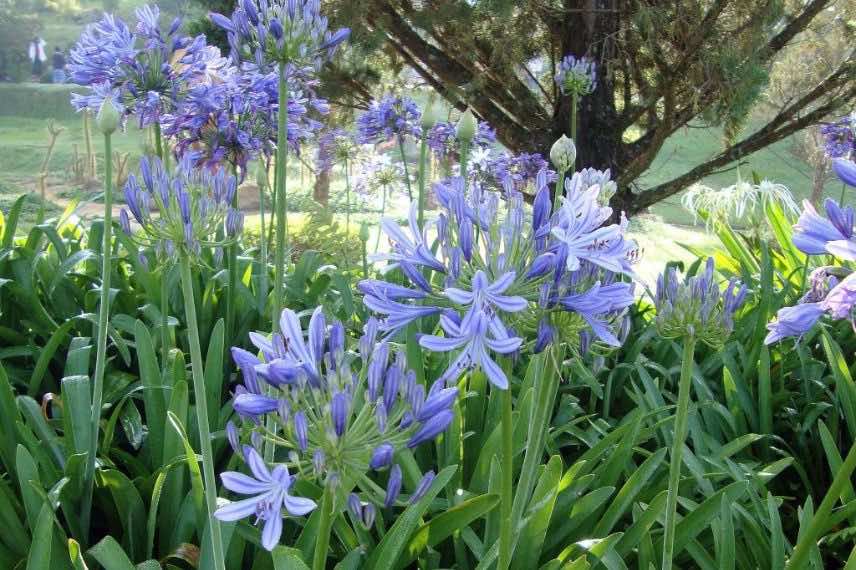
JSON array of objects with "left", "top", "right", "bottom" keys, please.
[
  {"left": 153, "top": 124, "right": 170, "bottom": 373},
  {"left": 160, "top": 271, "right": 169, "bottom": 370},
  {"left": 787, "top": 438, "right": 856, "bottom": 568},
  {"left": 570, "top": 92, "right": 578, "bottom": 167},
  {"left": 417, "top": 132, "right": 428, "bottom": 227},
  {"left": 361, "top": 239, "right": 369, "bottom": 277},
  {"left": 374, "top": 184, "right": 388, "bottom": 254},
  {"left": 840, "top": 182, "right": 847, "bottom": 206},
  {"left": 313, "top": 483, "right": 335, "bottom": 570},
  {"left": 343, "top": 158, "right": 352, "bottom": 269},
  {"left": 272, "top": 62, "right": 289, "bottom": 328},
  {"left": 662, "top": 337, "right": 697, "bottom": 570},
  {"left": 226, "top": 164, "right": 239, "bottom": 347},
  {"left": 553, "top": 166, "right": 568, "bottom": 211},
  {"left": 80, "top": 130, "right": 113, "bottom": 543},
  {"left": 398, "top": 137, "right": 413, "bottom": 202},
  {"left": 258, "top": 163, "right": 269, "bottom": 318},
  {"left": 267, "top": 63, "right": 290, "bottom": 463},
  {"left": 498, "top": 384, "right": 513, "bottom": 570},
  {"left": 179, "top": 256, "right": 226, "bottom": 570},
  {"left": 154, "top": 123, "right": 164, "bottom": 162}
]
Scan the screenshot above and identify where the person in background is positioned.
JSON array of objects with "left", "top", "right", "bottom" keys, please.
[
  {"left": 52, "top": 46, "right": 66, "bottom": 83},
  {"left": 28, "top": 36, "right": 47, "bottom": 80}
]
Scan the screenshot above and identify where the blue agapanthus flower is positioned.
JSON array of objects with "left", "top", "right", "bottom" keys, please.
[
  {"left": 69, "top": 5, "right": 215, "bottom": 127},
  {"left": 356, "top": 95, "right": 422, "bottom": 144},
  {"left": 162, "top": 66, "right": 328, "bottom": 173},
  {"left": 792, "top": 198, "right": 855, "bottom": 260},
  {"left": 767, "top": 198, "right": 856, "bottom": 344},
  {"left": 427, "top": 120, "right": 496, "bottom": 159},
  {"left": 654, "top": 257, "right": 747, "bottom": 348},
  {"left": 214, "top": 446, "right": 316, "bottom": 551},
  {"left": 222, "top": 307, "right": 453, "bottom": 545},
  {"left": 360, "top": 163, "right": 640, "bottom": 389},
  {"left": 209, "top": 0, "right": 349, "bottom": 72},
  {"left": 555, "top": 54, "right": 597, "bottom": 96},
  {"left": 119, "top": 155, "right": 242, "bottom": 262},
  {"left": 820, "top": 116, "right": 855, "bottom": 159},
  {"left": 480, "top": 151, "right": 556, "bottom": 196}
]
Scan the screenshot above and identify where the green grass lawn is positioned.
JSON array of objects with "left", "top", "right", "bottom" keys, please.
[{"left": 640, "top": 118, "right": 853, "bottom": 224}]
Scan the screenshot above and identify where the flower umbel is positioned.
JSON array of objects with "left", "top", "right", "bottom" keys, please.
[{"left": 655, "top": 257, "right": 747, "bottom": 348}]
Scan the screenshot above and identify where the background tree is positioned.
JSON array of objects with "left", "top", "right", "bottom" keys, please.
[{"left": 329, "top": 0, "right": 855, "bottom": 214}]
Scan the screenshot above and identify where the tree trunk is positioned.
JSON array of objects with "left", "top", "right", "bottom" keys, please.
[
  {"left": 548, "top": 0, "right": 623, "bottom": 205},
  {"left": 314, "top": 169, "right": 330, "bottom": 206}
]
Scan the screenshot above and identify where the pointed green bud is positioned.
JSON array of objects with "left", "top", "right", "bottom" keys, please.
[
  {"left": 455, "top": 108, "right": 477, "bottom": 143},
  {"left": 550, "top": 135, "right": 576, "bottom": 172},
  {"left": 256, "top": 161, "right": 269, "bottom": 190},
  {"left": 96, "top": 98, "right": 121, "bottom": 135},
  {"left": 421, "top": 98, "right": 443, "bottom": 130},
  {"left": 359, "top": 221, "right": 370, "bottom": 242}
]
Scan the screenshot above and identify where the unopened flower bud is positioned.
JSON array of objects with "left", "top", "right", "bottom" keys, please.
[
  {"left": 421, "top": 98, "right": 443, "bottom": 130},
  {"left": 359, "top": 221, "right": 370, "bottom": 243},
  {"left": 550, "top": 135, "right": 576, "bottom": 172},
  {"left": 455, "top": 108, "right": 477, "bottom": 143},
  {"left": 96, "top": 97, "right": 121, "bottom": 135}
]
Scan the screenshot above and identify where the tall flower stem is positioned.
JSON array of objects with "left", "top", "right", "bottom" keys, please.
[
  {"left": 272, "top": 62, "right": 289, "bottom": 328},
  {"left": 786, "top": 439, "right": 856, "bottom": 569},
  {"left": 266, "top": 62, "right": 290, "bottom": 463},
  {"left": 343, "top": 158, "right": 352, "bottom": 269},
  {"left": 179, "top": 256, "right": 226, "bottom": 570},
  {"left": 417, "top": 132, "right": 428, "bottom": 227},
  {"left": 312, "top": 483, "right": 335, "bottom": 570},
  {"left": 398, "top": 137, "right": 413, "bottom": 202},
  {"left": 498, "top": 384, "right": 514, "bottom": 570},
  {"left": 160, "top": 272, "right": 170, "bottom": 368},
  {"left": 374, "top": 184, "right": 388, "bottom": 254},
  {"left": 153, "top": 123, "right": 169, "bottom": 371},
  {"left": 840, "top": 182, "right": 847, "bottom": 206},
  {"left": 258, "top": 161, "right": 269, "bottom": 317},
  {"left": 80, "top": 129, "right": 114, "bottom": 541},
  {"left": 569, "top": 91, "right": 578, "bottom": 170},
  {"left": 662, "top": 336, "right": 697, "bottom": 570},
  {"left": 226, "top": 164, "right": 239, "bottom": 349}
]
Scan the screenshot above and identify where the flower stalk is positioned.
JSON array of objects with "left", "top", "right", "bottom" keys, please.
[
  {"left": 498, "top": 380, "right": 514, "bottom": 570},
  {"left": 398, "top": 137, "right": 413, "bottom": 202},
  {"left": 661, "top": 335, "right": 697, "bottom": 570},
  {"left": 312, "top": 483, "right": 335, "bottom": 570},
  {"left": 417, "top": 131, "right": 428, "bottom": 227},
  {"left": 81, "top": 127, "right": 114, "bottom": 541},
  {"left": 272, "top": 62, "right": 289, "bottom": 329},
  {"left": 179, "top": 255, "right": 226, "bottom": 570}
]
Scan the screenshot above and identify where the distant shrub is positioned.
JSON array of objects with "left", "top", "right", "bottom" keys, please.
[{"left": 0, "top": 82, "right": 79, "bottom": 120}]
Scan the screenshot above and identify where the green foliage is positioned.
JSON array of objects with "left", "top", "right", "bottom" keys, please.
[{"left": 0, "top": 176, "right": 855, "bottom": 568}]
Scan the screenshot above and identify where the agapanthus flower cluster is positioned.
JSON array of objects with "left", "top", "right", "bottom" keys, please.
[
  {"left": 820, "top": 115, "right": 855, "bottom": 159},
  {"left": 354, "top": 154, "right": 406, "bottom": 197},
  {"left": 69, "top": 5, "right": 215, "bottom": 127},
  {"left": 360, "top": 164, "right": 639, "bottom": 389},
  {"left": 555, "top": 54, "right": 597, "bottom": 96},
  {"left": 162, "top": 67, "right": 328, "bottom": 172},
  {"left": 315, "top": 127, "right": 360, "bottom": 173},
  {"left": 654, "top": 257, "right": 747, "bottom": 348},
  {"left": 119, "top": 155, "right": 243, "bottom": 262},
  {"left": 474, "top": 151, "right": 556, "bottom": 196},
  {"left": 210, "top": 0, "right": 349, "bottom": 72},
  {"left": 766, "top": 198, "right": 856, "bottom": 343},
  {"left": 565, "top": 167, "right": 617, "bottom": 205},
  {"left": 219, "top": 308, "right": 453, "bottom": 549},
  {"left": 356, "top": 95, "right": 422, "bottom": 144},
  {"left": 427, "top": 120, "right": 496, "bottom": 160}
]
